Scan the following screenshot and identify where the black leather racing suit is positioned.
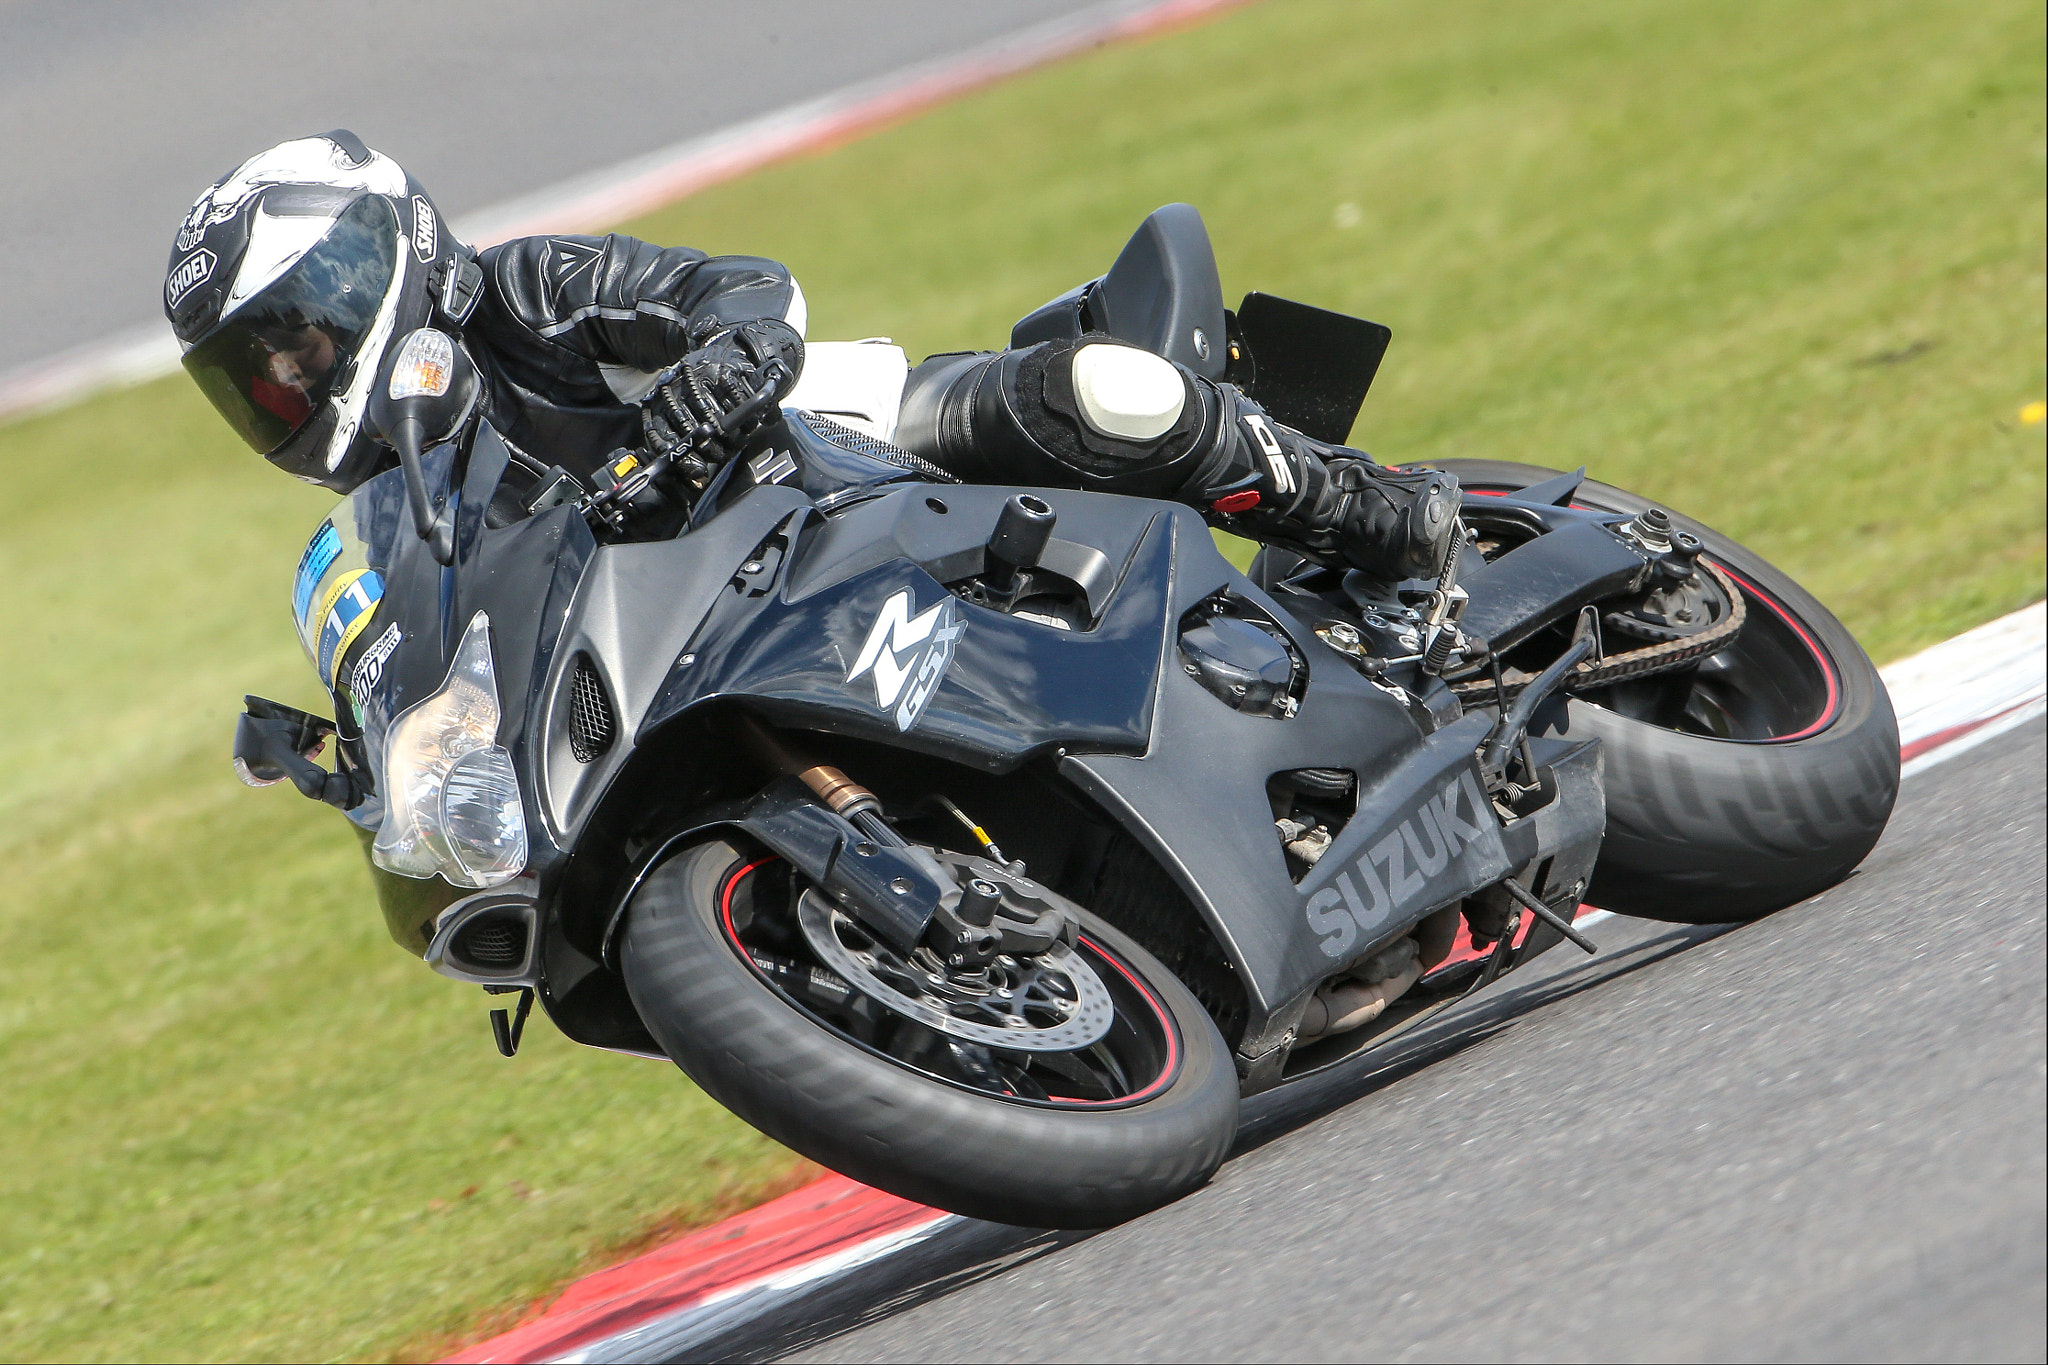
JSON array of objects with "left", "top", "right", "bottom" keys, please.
[
  {"left": 459, "top": 231, "right": 1458, "bottom": 583},
  {"left": 464, "top": 232, "right": 800, "bottom": 476}
]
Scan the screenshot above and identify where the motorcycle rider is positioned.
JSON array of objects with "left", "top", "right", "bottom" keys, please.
[{"left": 167, "top": 131, "right": 1460, "bottom": 587}]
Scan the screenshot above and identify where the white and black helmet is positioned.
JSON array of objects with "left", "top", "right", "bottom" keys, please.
[{"left": 166, "top": 130, "right": 482, "bottom": 492}]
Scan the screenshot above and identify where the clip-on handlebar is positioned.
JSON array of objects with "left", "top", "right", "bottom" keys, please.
[{"left": 582, "top": 358, "right": 791, "bottom": 532}]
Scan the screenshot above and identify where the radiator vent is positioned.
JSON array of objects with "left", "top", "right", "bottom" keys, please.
[{"left": 569, "top": 655, "right": 615, "bottom": 763}]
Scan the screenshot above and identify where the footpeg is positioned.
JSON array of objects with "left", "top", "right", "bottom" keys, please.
[{"left": 1502, "top": 877, "right": 1597, "bottom": 955}]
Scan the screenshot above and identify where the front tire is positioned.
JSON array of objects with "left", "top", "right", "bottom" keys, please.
[
  {"left": 621, "top": 839, "right": 1240, "bottom": 1228},
  {"left": 1434, "top": 460, "right": 1900, "bottom": 923}
]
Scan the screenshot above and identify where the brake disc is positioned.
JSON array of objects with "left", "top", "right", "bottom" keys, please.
[{"left": 796, "top": 891, "right": 1114, "bottom": 1052}]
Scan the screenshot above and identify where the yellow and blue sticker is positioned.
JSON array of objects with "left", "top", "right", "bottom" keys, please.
[{"left": 314, "top": 568, "right": 385, "bottom": 689}]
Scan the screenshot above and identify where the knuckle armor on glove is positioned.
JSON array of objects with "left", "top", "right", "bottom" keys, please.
[{"left": 645, "top": 316, "right": 805, "bottom": 444}]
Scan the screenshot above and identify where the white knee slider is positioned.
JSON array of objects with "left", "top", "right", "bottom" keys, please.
[{"left": 1070, "top": 343, "right": 1186, "bottom": 442}]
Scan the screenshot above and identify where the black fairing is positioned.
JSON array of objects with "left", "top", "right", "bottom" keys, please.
[
  {"left": 323, "top": 407, "right": 1636, "bottom": 1084},
  {"left": 334, "top": 418, "right": 1631, "bottom": 1065},
  {"left": 539, "top": 474, "right": 1543, "bottom": 1056},
  {"left": 640, "top": 487, "right": 1172, "bottom": 766},
  {"left": 317, "top": 226, "right": 1647, "bottom": 1077}
]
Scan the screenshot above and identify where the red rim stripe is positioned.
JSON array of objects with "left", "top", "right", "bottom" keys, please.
[
  {"left": 719, "top": 858, "right": 777, "bottom": 946},
  {"left": 1713, "top": 564, "right": 1841, "bottom": 742},
  {"left": 1048, "top": 933, "right": 1182, "bottom": 1106}
]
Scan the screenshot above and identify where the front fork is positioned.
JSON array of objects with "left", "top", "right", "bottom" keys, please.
[{"left": 728, "top": 716, "right": 1072, "bottom": 969}]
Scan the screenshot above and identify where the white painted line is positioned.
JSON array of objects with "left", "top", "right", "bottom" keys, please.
[
  {"left": 1881, "top": 600, "right": 2046, "bottom": 757},
  {"left": 550, "top": 1214, "right": 960, "bottom": 1364},
  {"left": 0, "top": 0, "right": 1242, "bottom": 425},
  {"left": 456, "top": 0, "right": 1233, "bottom": 247}
]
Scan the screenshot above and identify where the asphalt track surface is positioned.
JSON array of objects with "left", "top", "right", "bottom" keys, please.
[
  {"left": 670, "top": 721, "right": 2046, "bottom": 1363},
  {"left": 0, "top": 0, "right": 1104, "bottom": 375}
]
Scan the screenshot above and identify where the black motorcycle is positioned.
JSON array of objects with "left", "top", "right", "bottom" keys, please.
[{"left": 237, "top": 207, "right": 1899, "bottom": 1229}]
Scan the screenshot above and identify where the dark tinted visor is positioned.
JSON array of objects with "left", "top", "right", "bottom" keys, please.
[{"left": 181, "top": 194, "right": 399, "bottom": 453}]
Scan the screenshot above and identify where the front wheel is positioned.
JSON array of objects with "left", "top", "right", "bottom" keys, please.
[
  {"left": 620, "top": 839, "right": 1240, "bottom": 1228},
  {"left": 1433, "top": 460, "right": 1900, "bottom": 923}
]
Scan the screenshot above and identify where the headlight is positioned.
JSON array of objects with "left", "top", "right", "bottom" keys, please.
[{"left": 373, "top": 611, "right": 529, "bottom": 887}]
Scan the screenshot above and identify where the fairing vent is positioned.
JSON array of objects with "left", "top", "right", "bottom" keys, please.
[
  {"left": 1083, "top": 828, "right": 1247, "bottom": 1049},
  {"left": 424, "top": 892, "right": 538, "bottom": 987},
  {"left": 569, "top": 654, "right": 616, "bottom": 763}
]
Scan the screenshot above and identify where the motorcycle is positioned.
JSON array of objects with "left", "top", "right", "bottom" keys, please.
[{"left": 237, "top": 206, "right": 1899, "bottom": 1229}]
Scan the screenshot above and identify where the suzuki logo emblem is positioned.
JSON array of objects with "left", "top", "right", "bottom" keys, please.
[
  {"left": 848, "top": 589, "right": 964, "bottom": 732},
  {"left": 1303, "top": 769, "right": 1493, "bottom": 957}
]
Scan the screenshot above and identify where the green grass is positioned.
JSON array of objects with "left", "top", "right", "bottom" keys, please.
[{"left": 1, "top": 1, "right": 2040, "bottom": 1359}]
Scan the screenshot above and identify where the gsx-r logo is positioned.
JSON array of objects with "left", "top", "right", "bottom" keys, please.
[{"left": 848, "top": 589, "right": 964, "bottom": 732}]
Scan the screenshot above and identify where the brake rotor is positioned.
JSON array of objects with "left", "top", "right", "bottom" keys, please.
[{"left": 796, "top": 891, "right": 1114, "bottom": 1052}]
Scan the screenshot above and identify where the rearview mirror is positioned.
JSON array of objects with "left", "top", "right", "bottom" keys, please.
[{"left": 368, "top": 328, "right": 480, "bottom": 565}]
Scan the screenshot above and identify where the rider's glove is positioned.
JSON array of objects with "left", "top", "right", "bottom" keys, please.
[{"left": 644, "top": 316, "right": 804, "bottom": 453}]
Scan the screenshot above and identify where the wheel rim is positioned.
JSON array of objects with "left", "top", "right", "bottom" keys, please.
[
  {"left": 1467, "top": 486, "right": 1841, "bottom": 743},
  {"left": 716, "top": 857, "right": 1183, "bottom": 1109}
]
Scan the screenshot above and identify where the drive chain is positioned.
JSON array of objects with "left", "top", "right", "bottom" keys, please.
[{"left": 1450, "top": 561, "right": 1747, "bottom": 708}]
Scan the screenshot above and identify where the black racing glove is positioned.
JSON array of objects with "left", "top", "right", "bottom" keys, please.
[
  {"left": 644, "top": 316, "right": 804, "bottom": 453},
  {"left": 1325, "top": 461, "right": 1463, "bottom": 582}
]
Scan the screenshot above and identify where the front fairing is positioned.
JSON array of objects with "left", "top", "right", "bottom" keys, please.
[
  {"left": 306, "top": 423, "right": 593, "bottom": 952},
  {"left": 317, "top": 411, "right": 931, "bottom": 954}
]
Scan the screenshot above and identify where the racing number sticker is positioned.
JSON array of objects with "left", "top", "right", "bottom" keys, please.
[{"left": 315, "top": 568, "right": 385, "bottom": 688}]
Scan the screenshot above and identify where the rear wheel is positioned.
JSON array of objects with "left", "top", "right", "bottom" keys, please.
[
  {"left": 621, "top": 838, "right": 1239, "bottom": 1228},
  {"left": 1433, "top": 460, "right": 1900, "bottom": 922}
]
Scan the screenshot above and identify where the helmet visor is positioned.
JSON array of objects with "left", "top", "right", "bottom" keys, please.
[{"left": 181, "top": 194, "right": 399, "bottom": 454}]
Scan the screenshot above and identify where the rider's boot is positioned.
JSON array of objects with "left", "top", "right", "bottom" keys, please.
[{"left": 895, "top": 337, "right": 1462, "bottom": 583}]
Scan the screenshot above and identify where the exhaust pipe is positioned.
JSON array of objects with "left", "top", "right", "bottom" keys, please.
[{"left": 1298, "top": 906, "right": 1462, "bottom": 1041}]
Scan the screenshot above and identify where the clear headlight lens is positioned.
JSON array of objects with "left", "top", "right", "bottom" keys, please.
[
  {"left": 441, "top": 747, "right": 527, "bottom": 883},
  {"left": 373, "top": 611, "right": 528, "bottom": 887}
]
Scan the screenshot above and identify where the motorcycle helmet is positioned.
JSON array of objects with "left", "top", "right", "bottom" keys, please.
[{"left": 165, "top": 130, "right": 484, "bottom": 492}]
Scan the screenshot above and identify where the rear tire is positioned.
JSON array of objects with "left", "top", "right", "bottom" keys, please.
[
  {"left": 1432, "top": 460, "right": 1900, "bottom": 922},
  {"left": 621, "top": 839, "right": 1240, "bottom": 1228}
]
